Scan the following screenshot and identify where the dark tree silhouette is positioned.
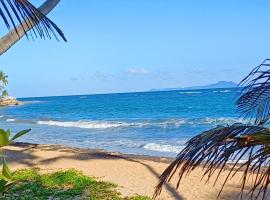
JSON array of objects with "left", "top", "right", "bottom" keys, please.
[
  {"left": 0, "top": 0, "right": 66, "bottom": 54},
  {"left": 155, "top": 59, "right": 270, "bottom": 200}
]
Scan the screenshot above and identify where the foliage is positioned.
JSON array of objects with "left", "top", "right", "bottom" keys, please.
[
  {"left": 0, "top": 129, "right": 31, "bottom": 195},
  {"left": 0, "top": 169, "right": 150, "bottom": 200},
  {"left": 125, "top": 196, "right": 151, "bottom": 200},
  {"left": 155, "top": 59, "right": 270, "bottom": 200},
  {"left": 0, "top": 71, "right": 8, "bottom": 98},
  {"left": 0, "top": 0, "right": 66, "bottom": 41},
  {"left": 0, "top": 72, "right": 8, "bottom": 87}
]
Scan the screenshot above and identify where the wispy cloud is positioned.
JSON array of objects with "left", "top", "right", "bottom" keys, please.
[
  {"left": 89, "top": 71, "right": 113, "bottom": 81},
  {"left": 185, "top": 68, "right": 209, "bottom": 74},
  {"left": 69, "top": 71, "right": 113, "bottom": 82},
  {"left": 125, "top": 68, "right": 150, "bottom": 75}
]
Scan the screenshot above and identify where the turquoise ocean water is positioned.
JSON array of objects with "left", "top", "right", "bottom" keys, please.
[{"left": 0, "top": 88, "right": 242, "bottom": 157}]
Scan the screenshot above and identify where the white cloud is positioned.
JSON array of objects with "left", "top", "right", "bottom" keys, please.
[
  {"left": 185, "top": 68, "right": 208, "bottom": 74},
  {"left": 125, "top": 68, "right": 150, "bottom": 75},
  {"left": 69, "top": 71, "right": 113, "bottom": 82},
  {"left": 89, "top": 71, "right": 113, "bottom": 81}
]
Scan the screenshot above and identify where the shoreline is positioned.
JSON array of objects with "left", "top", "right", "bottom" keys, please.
[
  {"left": 4, "top": 142, "right": 254, "bottom": 199},
  {"left": 12, "top": 142, "right": 174, "bottom": 163}
]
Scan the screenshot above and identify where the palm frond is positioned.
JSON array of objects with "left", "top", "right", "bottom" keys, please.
[
  {"left": 0, "top": 0, "right": 66, "bottom": 41},
  {"left": 236, "top": 59, "right": 270, "bottom": 125},
  {"left": 154, "top": 124, "right": 270, "bottom": 199}
]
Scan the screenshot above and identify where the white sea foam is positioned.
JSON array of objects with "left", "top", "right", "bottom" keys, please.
[
  {"left": 36, "top": 117, "right": 250, "bottom": 130},
  {"left": 36, "top": 119, "right": 188, "bottom": 129},
  {"left": 213, "top": 90, "right": 231, "bottom": 93},
  {"left": 179, "top": 91, "right": 202, "bottom": 94},
  {"left": 220, "top": 90, "right": 231, "bottom": 93},
  {"left": 6, "top": 118, "right": 16, "bottom": 122},
  {"left": 37, "top": 120, "right": 130, "bottom": 129},
  {"left": 204, "top": 117, "right": 250, "bottom": 125},
  {"left": 143, "top": 143, "right": 184, "bottom": 153},
  {"left": 99, "top": 140, "right": 144, "bottom": 148}
]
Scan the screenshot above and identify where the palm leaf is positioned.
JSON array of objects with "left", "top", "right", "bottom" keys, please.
[
  {"left": 154, "top": 124, "right": 270, "bottom": 199},
  {"left": 0, "top": 0, "right": 66, "bottom": 41},
  {"left": 236, "top": 59, "right": 270, "bottom": 125}
]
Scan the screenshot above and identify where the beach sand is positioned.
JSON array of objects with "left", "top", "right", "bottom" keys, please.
[{"left": 4, "top": 143, "right": 255, "bottom": 200}]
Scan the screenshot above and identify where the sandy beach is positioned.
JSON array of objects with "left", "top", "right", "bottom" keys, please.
[{"left": 3, "top": 142, "right": 255, "bottom": 200}]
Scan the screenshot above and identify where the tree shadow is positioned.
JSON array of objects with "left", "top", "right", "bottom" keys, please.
[
  {"left": 6, "top": 143, "right": 263, "bottom": 200},
  {"left": 5, "top": 143, "right": 184, "bottom": 200}
]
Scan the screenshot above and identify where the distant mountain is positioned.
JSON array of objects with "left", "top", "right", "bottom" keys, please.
[{"left": 150, "top": 81, "right": 238, "bottom": 92}]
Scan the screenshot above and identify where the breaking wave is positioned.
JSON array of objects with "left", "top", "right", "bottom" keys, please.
[
  {"left": 213, "top": 90, "right": 231, "bottom": 93},
  {"left": 34, "top": 117, "right": 252, "bottom": 129},
  {"left": 36, "top": 119, "right": 188, "bottom": 129},
  {"left": 6, "top": 118, "right": 16, "bottom": 122},
  {"left": 143, "top": 143, "right": 184, "bottom": 153},
  {"left": 204, "top": 117, "right": 251, "bottom": 125},
  {"left": 179, "top": 91, "right": 202, "bottom": 94}
]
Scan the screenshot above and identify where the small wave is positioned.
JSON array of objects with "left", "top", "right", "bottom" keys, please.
[
  {"left": 35, "top": 117, "right": 250, "bottom": 130},
  {"left": 37, "top": 120, "right": 130, "bottom": 129},
  {"left": 213, "top": 90, "right": 231, "bottom": 93},
  {"left": 2, "top": 116, "right": 253, "bottom": 129},
  {"left": 6, "top": 118, "right": 16, "bottom": 122},
  {"left": 143, "top": 143, "right": 184, "bottom": 153},
  {"left": 204, "top": 117, "right": 250, "bottom": 125},
  {"left": 36, "top": 119, "right": 187, "bottom": 129},
  {"left": 179, "top": 91, "right": 202, "bottom": 94}
]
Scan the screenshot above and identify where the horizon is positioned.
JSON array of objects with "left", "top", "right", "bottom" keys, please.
[
  {"left": 18, "top": 80, "right": 238, "bottom": 99},
  {"left": 0, "top": 2, "right": 269, "bottom": 199},
  {"left": 1, "top": 1, "right": 270, "bottom": 97}
]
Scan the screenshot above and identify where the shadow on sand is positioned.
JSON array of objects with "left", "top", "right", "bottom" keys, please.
[{"left": 4, "top": 143, "right": 184, "bottom": 200}]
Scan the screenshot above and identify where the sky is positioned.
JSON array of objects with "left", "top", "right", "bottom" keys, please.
[{"left": 1, "top": 0, "right": 270, "bottom": 97}]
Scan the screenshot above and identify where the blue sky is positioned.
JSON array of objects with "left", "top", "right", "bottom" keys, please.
[{"left": 1, "top": 0, "right": 270, "bottom": 97}]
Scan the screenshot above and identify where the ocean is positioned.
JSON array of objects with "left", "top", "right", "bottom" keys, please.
[{"left": 0, "top": 88, "right": 244, "bottom": 157}]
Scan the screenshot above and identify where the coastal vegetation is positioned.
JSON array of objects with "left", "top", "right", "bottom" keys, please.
[
  {"left": 0, "top": 128, "right": 31, "bottom": 195},
  {"left": 0, "top": 0, "right": 66, "bottom": 198},
  {"left": 0, "top": 71, "right": 8, "bottom": 98},
  {"left": 0, "top": 169, "right": 150, "bottom": 200},
  {"left": 155, "top": 59, "right": 270, "bottom": 199},
  {"left": 0, "top": 0, "right": 66, "bottom": 55},
  {"left": 0, "top": 71, "right": 21, "bottom": 106},
  {"left": 2, "top": 1, "right": 268, "bottom": 200}
]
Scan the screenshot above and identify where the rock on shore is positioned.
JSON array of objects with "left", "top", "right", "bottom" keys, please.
[{"left": 0, "top": 96, "right": 20, "bottom": 106}]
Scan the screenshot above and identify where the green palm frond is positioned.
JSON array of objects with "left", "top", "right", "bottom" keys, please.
[
  {"left": 155, "top": 59, "right": 270, "bottom": 200},
  {"left": 0, "top": 71, "right": 8, "bottom": 86},
  {"left": 0, "top": 0, "right": 66, "bottom": 41},
  {"left": 236, "top": 59, "right": 270, "bottom": 125},
  {"left": 2, "top": 90, "right": 8, "bottom": 97},
  {"left": 154, "top": 125, "right": 270, "bottom": 199}
]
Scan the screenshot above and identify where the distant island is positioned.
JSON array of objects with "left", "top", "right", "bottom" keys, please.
[{"left": 150, "top": 81, "right": 238, "bottom": 92}]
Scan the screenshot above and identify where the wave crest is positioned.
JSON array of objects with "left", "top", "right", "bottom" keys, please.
[
  {"left": 143, "top": 143, "right": 184, "bottom": 153},
  {"left": 213, "top": 90, "right": 231, "bottom": 93},
  {"left": 36, "top": 117, "right": 251, "bottom": 129},
  {"left": 179, "top": 91, "right": 202, "bottom": 94},
  {"left": 204, "top": 117, "right": 250, "bottom": 125},
  {"left": 37, "top": 120, "right": 130, "bottom": 129},
  {"left": 37, "top": 119, "right": 187, "bottom": 129}
]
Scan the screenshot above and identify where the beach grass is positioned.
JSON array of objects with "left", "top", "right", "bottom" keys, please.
[{"left": 0, "top": 169, "right": 150, "bottom": 200}]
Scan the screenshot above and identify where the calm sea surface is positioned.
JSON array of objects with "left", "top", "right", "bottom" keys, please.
[{"left": 0, "top": 88, "right": 242, "bottom": 157}]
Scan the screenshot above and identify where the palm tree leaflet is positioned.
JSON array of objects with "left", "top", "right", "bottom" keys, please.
[{"left": 155, "top": 59, "right": 270, "bottom": 200}]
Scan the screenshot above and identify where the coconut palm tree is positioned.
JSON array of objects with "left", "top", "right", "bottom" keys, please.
[
  {"left": 0, "top": 0, "right": 65, "bottom": 194},
  {"left": 154, "top": 59, "right": 270, "bottom": 200},
  {"left": 0, "top": 0, "right": 66, "bottom": 55},
  {"left": 0, "top": 71, "right": 8, "bottom": 86},
  {"left": 0, "top": 71, "right": 8, "bottom": 97}
]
